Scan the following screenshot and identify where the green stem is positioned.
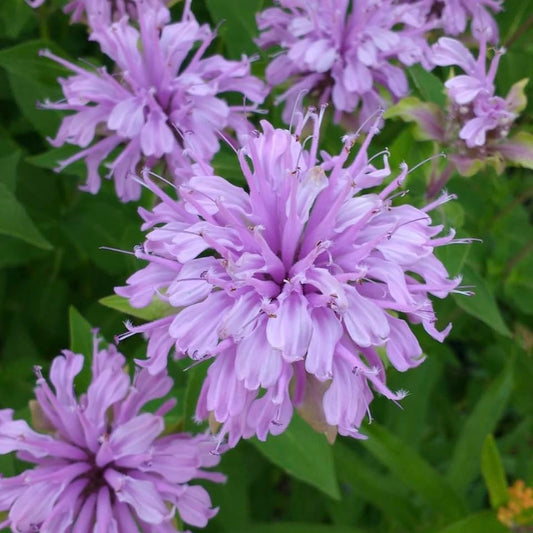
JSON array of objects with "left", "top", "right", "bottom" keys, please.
[{"left": 38, "top": 4, "right": 50, "bottom": 41}]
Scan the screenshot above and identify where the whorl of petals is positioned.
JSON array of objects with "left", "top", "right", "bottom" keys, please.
[
  {"left": 117, "top": 108, "right": 464, "bottom": 447},
  {"left": 255, "top": 0, "right": 432, "bottom": 126},
  {"left": 40, "top": 0, "right": 267, "bottom": 201},
  {"left": 0, "top": 333, "right": 224, "bottom": 532}
]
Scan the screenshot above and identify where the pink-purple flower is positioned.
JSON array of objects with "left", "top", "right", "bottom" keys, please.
[
  {"left": 26, "top": 0, "right": 170, "bottom": 27},
  {"left": 117, "top": 108, "right": 464, "bottom": 447},
  {"left": 0, "top": 334, "right": 224, "bottom": 532},
  {"left": 40, "top": 0, "right": 266, "bottom": 201},
  {"left": 389, "top": 32, "right": 533, "bottom": 180},
  {"left": 432, "top": 36, "right": 513, "bottom": 148},
  {"left": 407, "top": 0, "right": 502, "bottom": 42},
  {"left": 255, "top": 0, "right": 431, "bottom": 126},
  {"left": 64, "top": 0, "right": 170, "bottom": 27}
]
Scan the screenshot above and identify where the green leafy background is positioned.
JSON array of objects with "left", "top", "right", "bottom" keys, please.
[{"left": 0, "top": 1, "right": 532, "bottom": 532}]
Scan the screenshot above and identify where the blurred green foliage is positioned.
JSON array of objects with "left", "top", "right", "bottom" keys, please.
[{"left": 0, "top": 1, "right": 532, "bottom": 532}]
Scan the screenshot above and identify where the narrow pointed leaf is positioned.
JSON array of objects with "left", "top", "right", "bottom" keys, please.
[
  {"left": 481, "top": 435, "right": 509, "bottom": 509},
  {"left": 361, "top": 423, "right": 467, "bottom": 521},
  {"left": 435, "top": 511, "right": 508, "bottom": 533},
  {"left": 447, "top": 361, "right": 514, "bottom": 494}
]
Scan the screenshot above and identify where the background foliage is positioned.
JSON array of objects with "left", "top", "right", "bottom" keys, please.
[{"left": 0, "top": 0, "right": 532, "bottom": 532}]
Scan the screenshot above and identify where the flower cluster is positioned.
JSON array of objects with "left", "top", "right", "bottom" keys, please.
[
  {"left": 387, "top": 35, "right": 533, "bottom": 177},
  {"left": 256, "top": 0, "right": 431, "bottom": 126},
  {"left": 64, "top": 0, "right": 171, "bottom": 27},
  {"left": 117, "top": 108, "right": 463, "bottom": 447},
  {"left": 26, "top": 0, "right": 170, "bottom": 27},
  {"left": 41, "top": 0, "right": 266, "bottom": 201},
  {"left": 0, "top": 334, "right": 223, "bottom": 532},
  {"left": 433, "top": 36, "right": 514, "bottom": 149},
  {"left": 498, "top": 480, "right": 533, "bottom": 529},
  {"left": 404, "top": 0, "right": 502, "bottom": 42}
]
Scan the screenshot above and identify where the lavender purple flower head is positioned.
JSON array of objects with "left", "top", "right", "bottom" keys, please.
[
  {"left": 0, "top": 333, "right": 224, "bottom": 532},
  {"left": 40, "top": 0, "right": 266, "bottom": 202},
  {"left": 387, "top": 24, "right": 533, "bottom": 178},
  {"left": 256, "top": 0, "right": 432, "bottom": 127},
  {"left": 26, "top": 0, "right": 171, "bottom": 27},
  {"left": 407, "top": 0, "right": 502, "bottom": 42},
  {"left": 116, "top": 106, "right": 467, "bottom": 448}
]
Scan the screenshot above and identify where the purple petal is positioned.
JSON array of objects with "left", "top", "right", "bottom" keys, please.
[{"left": 266, "top": 292, "right": 313, "bottom": 362}]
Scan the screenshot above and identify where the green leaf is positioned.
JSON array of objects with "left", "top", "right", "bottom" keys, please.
[
  {"left": 447, "top": 362, "right": 514, "bottom": 494},
  {"left": 183, "top": 362, "right": 209, "bottom": 432},
  {"left": 334, "top": 441, "right": 419, "bottom": 529},
  {"left": 211, "top": 145, "right": 246, "bottom": 187},
  {"left": 408, "top": 64, "right": 447, "bottom": 107},
  {"left": 434, "top": 511, "right": 508, "bottom": 533},
  {"left": 206, "top": 0, "right": 263, "bottom": 59},
  {"left": 68, "top": 307, "right": 95, "bottom": 393},
  {"left": 436, "top": 242, "right": 470, "bottom": 278},
  {"left": 252, "top": 414, "right": 341, "bottom": 500},
  {"left": 0, "top": 0, "right": 34, "bottom": 40},
  {"left": 0, "top": 182, "right": 52, "bottom": 250},
  {"left": 0, "top": 235, "right": 47, "bottom": 268},
  {"left": 0, "top": 139, "right": 22, "bottom": 191},
  {"left": 499, "top": 132, "right": 533, "bottom": 169},
  {"left": 384, "top": 354, "right": 444, "bottom": 450},
  {"left": 208, "top": 444, "right": 256, "bottom": 530},
  {"left": 384, "top": 96, "right": 444, "bottom": 141},
  {"left": 60, "top": 195, "right": 142, "bottom": 275},
  {"left": 504, "top": 248, "right": 533, "bottom": 315},
  {"left": 0, "top": 40, "right": 66, "bottom": 137},
  {"left": 68, "top": 306, "right": 94, "bottom": 356},
  {"left": 99, "top": 294, "right": 175, "bottom": 322},
  {"left": 361, "top": 423, "right": 467, "bottom": 521},
  {"left": 453, "top": 264, "right": 511, "bottom": 337},
  {"left": 235, "top": 524, "right": 367, "bottom": 533},
  {"left": 481, "top": 435, "right": 509, "bottom": 509},
  {"left": 26, "top": 145, "right": 87, "bottom": 178}
]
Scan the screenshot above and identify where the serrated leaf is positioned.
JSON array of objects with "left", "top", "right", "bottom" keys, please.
[
  {"left": 434, "top": 511, "right": 508, "bottom": 533},
  {"left": 481, "top": 435, "right": 509, "bottom": 509},
  {"left": 447, "top": 362, "right": 514, "bottom": 495},
  {"left": 361, "top": 423, "right": 467, "bottom": 521},
  {"left": 99, "top": 294, "right": 175, "bottom": 322},
  {"left": 206, "top": 0, "right": 263, "bottom": 59},
  {"left": 0, "top": 182, "right": 52, "bottom": 250},
  {"left": 454, "top": 264, "right": 511, "bottom": 337},
  {"left": 253, "top": 414, "right": 341, "bottom": 500}
]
